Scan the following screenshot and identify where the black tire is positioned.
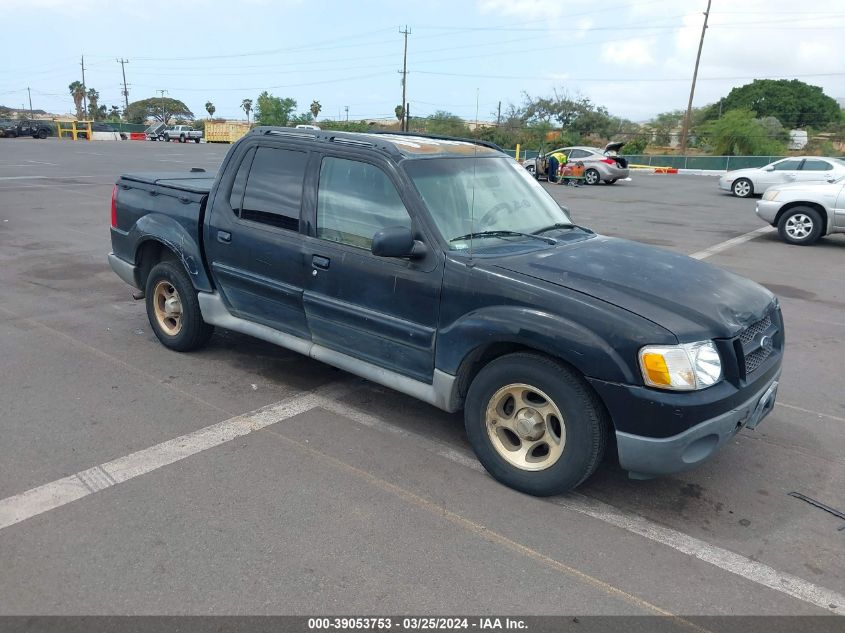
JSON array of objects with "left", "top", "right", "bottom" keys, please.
[
  {"left": 179, "top": 134, "right": 186, "bottom": 143},
  {"left": 163, "top": 134, "right": 170, "bottom": 142},
  {"left": 37, "top": 130, "right": 47, "bottom": 139},
  {"left": 777, "top": 206, "right": 823, "bottom": 246},
  {"left": 145, "top": 261, "right": 214, "bottom": 352},
  {"left": 604, "top": 179, "right": 617, "bottom": 185},
  {"left": 194, "top": 137, "right": 200, "bottom": 143},
  {"left": 731, "top": 178, "right": 753, "bottom": 198},
  {"left": 584, "top": 168, "right": 601, "bottom": 185},
  {"left": 464, "top": 352, "right": 608, "bottom": 496}
]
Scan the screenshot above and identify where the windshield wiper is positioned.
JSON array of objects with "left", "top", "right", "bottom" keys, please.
[
  {"left": 449, "top": 230, "right": 557, "bottom": 245},
  {"left": 532, "top": 223, "right": 575, "bottom": 235}
]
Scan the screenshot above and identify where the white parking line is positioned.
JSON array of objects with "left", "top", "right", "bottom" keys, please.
[
  {"left": 689, "top": 226, "right": 775, "bottom": 260},
  {"left": 1, "top": 384, "right": 842, "bottom": 614},
  {"left": 0, "top": 380, "right": 353, "bottom": 531}
]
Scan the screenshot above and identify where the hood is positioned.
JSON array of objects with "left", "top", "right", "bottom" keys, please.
[
  {"left": 604, "top": 141, "right": 625, "bottom": 154},
  {"left": 491, "top": 235, "right": 776, "bottom": 340}
]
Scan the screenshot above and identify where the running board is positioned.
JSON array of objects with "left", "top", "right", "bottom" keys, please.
[{"left": 198, "top": 292, "right": 459, "bottom": 413}]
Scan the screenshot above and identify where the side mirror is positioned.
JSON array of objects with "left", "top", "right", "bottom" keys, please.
[
  {"left": 371, "top": 226, "right": 426, "bottom": 259},
  {"left": 765, "top": 166, "right": 775, "bottom": 172}
]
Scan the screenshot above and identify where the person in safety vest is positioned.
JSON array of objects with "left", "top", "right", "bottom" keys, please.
[{"left": 548, "top": 150, "right": 567, "bottom": 184}]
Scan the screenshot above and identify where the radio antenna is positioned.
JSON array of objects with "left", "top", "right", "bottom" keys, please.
[{"left": 468, "top": 88, "right": 479, "bottom": 263}]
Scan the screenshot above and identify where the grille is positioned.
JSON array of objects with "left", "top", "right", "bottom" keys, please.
[
  {"left": 740, "top": 315, "right": 772, "bottom": 345},
  {"left": 739, "top": 313, "right": 777, "bottom": 375},
  {"left": 744, "top": 340, "right": 774, "bottom": 373}
]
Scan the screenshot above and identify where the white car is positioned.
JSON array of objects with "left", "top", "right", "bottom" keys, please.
[
  {"left": 755, "top": 177, "right": 845, "bottom": 245},
  {"left": 719, "top": 157, "right": 845, "bottom": 198}
]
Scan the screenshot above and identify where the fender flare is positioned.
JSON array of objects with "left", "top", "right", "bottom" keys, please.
[
  {"left": 437, "top": 305, "right": 638, "bottom": 389},
  {"left": 130, "top": 213, "right": 213, "bottom": 292}
]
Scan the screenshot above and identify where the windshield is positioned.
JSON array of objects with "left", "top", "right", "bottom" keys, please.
[{"left": 404, "top": 157, "right": 572, "bottom": 249}]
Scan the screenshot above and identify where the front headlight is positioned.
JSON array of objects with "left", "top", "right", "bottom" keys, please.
[
  {"left": 762, "top": 189, "right": 780, "bottom": 201},
  {"left": 639, "top": 341, "right": 722, "bottom": 391}
]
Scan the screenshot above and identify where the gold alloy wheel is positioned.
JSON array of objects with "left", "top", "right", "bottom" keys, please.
[
  {"left": 152, "top": 280, "right": 183, "bottom": 336},
  {"left": 485, "top": 383, "right": 566, "bottom": 471}
]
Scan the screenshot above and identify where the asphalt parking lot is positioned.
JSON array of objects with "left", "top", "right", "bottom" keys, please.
[{"left": 1, "top": 138, "right": 844, "bottom": 619}]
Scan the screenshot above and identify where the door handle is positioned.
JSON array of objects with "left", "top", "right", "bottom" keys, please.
[
  {"left": 312, "top": 255, "right": 330, "bottom": 270},
  {"left": 217, "top": 230, "right": 231, "bottom": 244}
]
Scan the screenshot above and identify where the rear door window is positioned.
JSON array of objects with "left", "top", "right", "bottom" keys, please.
[
  {"left": 801, "top": 160, "right": 832, "bottom": 171},
  {"left": 228, "top": 148, "right": 255, "bottom": 215},
  {"left": 240, "top": 146, "right": 307, "bottom": 231}
]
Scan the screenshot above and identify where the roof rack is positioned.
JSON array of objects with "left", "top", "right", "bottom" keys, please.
[
  {"left": 367, "top": 130, "right": 504, "bottom": 153},
  {"left": 249, "top": 126, "right": 402, "bottom": 157}
]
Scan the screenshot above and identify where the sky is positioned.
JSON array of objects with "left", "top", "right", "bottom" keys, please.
[{"left": 2, "top": 0, "right": 844, "bottom": 123}]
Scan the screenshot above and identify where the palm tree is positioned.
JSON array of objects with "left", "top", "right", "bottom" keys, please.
[
  {"left": 86, "top": 88, "right": 100, "bottom": 120},
  {"left": 241, "top": 99, "right": 252, "bottom": 124},
  {"left": 205, "top": 101, "right": 215, "bottom": 118},
  {"left": 309, "top": 100, "right": 321, "bottom": 122},
  {"left": 69, "top": 81, "right": 85, "bottom": 119}
]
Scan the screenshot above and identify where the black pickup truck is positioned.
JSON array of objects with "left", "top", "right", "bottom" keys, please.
[{"left": 108, "top": 127, "right": 783, "bottom": 495}]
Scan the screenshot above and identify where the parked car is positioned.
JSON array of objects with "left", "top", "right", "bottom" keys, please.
[
  {"left": 162, "top": 125, "right": 202, "bottom": 143},
  {"left": 0, "top": 120, "right": 16, "bottom": 138},
  {"left": 755, "top": 177, "right": 845, "bottom": 245},
  {"left": 719, "top": 157, "right": 845, "bottom": 198},
  {"left": 525, "top": 142, "right": 629, "bottom": 185},
  {"left": 4, "top": 120, "right": 53, "bottom": 139},
  {"left": 108, "top": 128, "right": 782, "bottom": 496}
]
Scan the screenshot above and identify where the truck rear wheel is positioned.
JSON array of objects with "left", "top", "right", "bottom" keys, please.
[
  {"left": 145, "top": 261, "right": 214, "bottom": 352},
  {"left": 464, "top": 352, "right": 607, "bottom": 496}
]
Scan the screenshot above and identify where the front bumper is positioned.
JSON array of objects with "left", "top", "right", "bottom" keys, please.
[
  {"left": 614, "top": 371, "right": 780, "bottom": 478},
  {"left": 718, "top": 177, "right": 733, "bottom": 191},
  {"left": 755, "top": 199, "right": 780, "bottom": 225}
]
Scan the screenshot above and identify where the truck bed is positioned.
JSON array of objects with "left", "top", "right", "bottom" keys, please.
[{"left": 121, "top": 171, "right": 215, "bottom": 194}]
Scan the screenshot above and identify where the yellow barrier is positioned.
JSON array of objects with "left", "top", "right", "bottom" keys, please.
[
  {"left": 205, "top": 121, "right": 250, "bottom": 144},
  {"left": 56, "top": 120, "right": 93, "bottom": 141}
]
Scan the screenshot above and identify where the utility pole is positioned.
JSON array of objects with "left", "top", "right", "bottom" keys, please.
[
  {"left": 679, "top": 0, "right": 711, "bottom": 154},
  {"left": 157, "top": 89, "right": 168, "bottom": 125},
  {"left": 117, "top": 58, "right": 130, "bottom": 110},
  {"left": 81, "top": 55, "right": 88, "bottom": 115},
  {"left": 27, "top": 87, "right": 33, "bottom": 120},
  {"left": 497, "top": 101, "right": 502, "bottom": 127},
  {"left": 399, "top": 26, "right": 411, "bottom": 132},
  {"left": 344, "top": 105, "right": 349, "bottom": 122}
]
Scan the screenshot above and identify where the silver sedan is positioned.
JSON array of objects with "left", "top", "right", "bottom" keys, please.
[
  {"left": 526, "top": 142, "right": 630, "bottom": 185},
  {"left": 718, "top": 157, "right": 845, "bottom": 198}
]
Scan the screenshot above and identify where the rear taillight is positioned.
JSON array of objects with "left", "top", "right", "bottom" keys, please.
[
  {"left": 600, "top": 158, "right": 615, "bottom": 164},
  {"left": 110, "top": 185, "right": 117, "bottom": 228}
]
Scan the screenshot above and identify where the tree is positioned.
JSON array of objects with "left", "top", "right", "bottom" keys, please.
[
  {"left": 421, "top": 111, "right": 470, "bottom": 137},
  {"left": 69, "top": 81, "right": 85, "bottom": 120},
  {"left": 108, "top": 105, "right": 122, "bottom": 121},
  {"left": 698, "top": 109, "right": 787, "bottom": 155},
  {"left": 205, "top": 101, "right": 215, "bottom": 118},
  {"left": 86, "top": 88, "right": 100, "bottom": 120},
  {"left": 255, "top": 91, "right": 297, "bottom": 126},
  {"left": 124, "top": 97, "right": 194, "bottom": 125},
  {"left": 395, "top": 105, "right": 404, "bottom": 122},
  {"left": 712, "top": 79, "right": 840, "bottom": 129},
  {"left": 310, "top": 100, "right": 321, "bottom": 121},
  {"left": 241, "top": 99, "right": 252, "bottom": 123}
]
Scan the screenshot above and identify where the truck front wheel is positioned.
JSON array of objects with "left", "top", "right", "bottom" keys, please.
[
  {"left": 145, "top": 261, "right": 214, "bottom": 352},
  {"left": 464, "top": 352, "right": 608, "bottom": 496}
]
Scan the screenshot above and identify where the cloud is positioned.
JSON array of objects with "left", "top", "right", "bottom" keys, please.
[
  {"left": 476, "top": 0, "right": 563, "bottom": 20},
  {"left": 601, "top": 37, "right": 656, "bottom": 67}
]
